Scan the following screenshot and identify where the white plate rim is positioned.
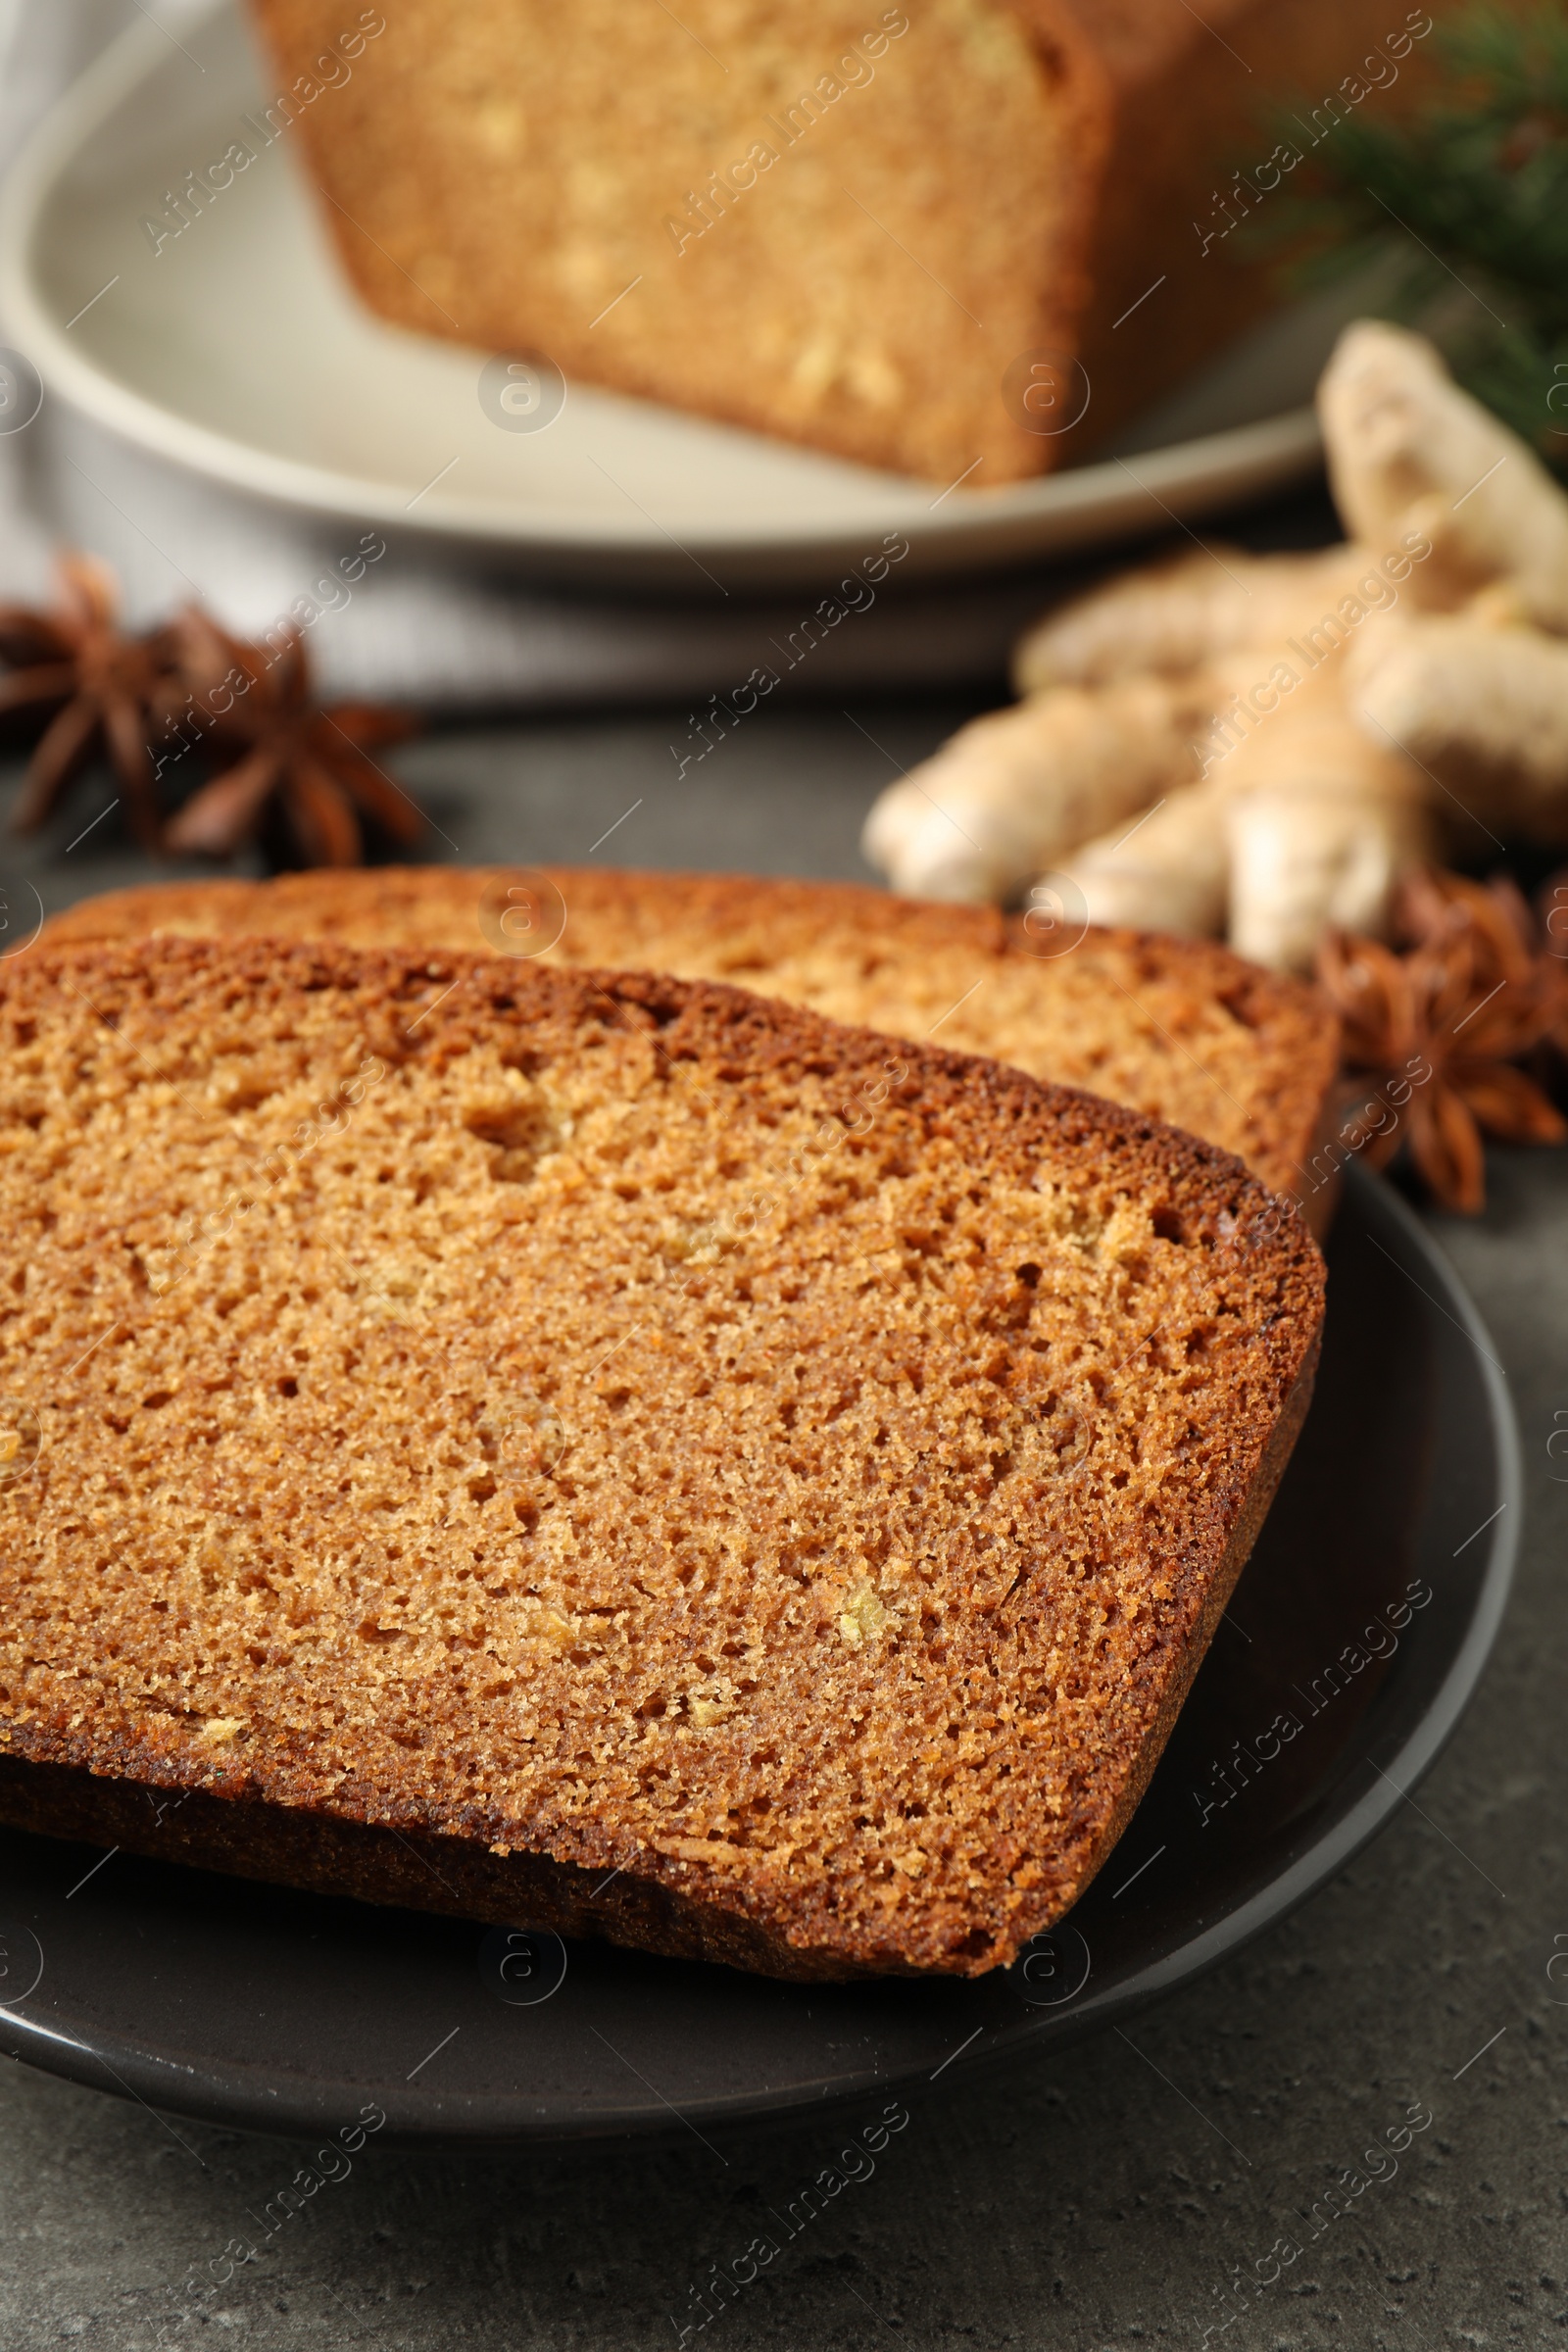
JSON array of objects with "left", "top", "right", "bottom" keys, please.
[{"left": 0, "top": 6, "right": 1326, "bottom": 582}]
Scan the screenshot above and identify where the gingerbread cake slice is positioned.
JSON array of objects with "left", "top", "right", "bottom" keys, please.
[
  {"left": 44, "top": 867, "right": 1341, "bottom": 1220},
  {"left": 0, "top": 938, "right": 1322, "bottom": 1978}
]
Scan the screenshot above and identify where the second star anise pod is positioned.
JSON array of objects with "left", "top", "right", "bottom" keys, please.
[
  {"left": 161, "top": 609, "right": 422, "bottom": 866},
  {"left": 0, "top": 555, "right": 174, "bottom": 849},
  {"left": 1317, "top": 868, "right": 1566, "bottom": 1214}
]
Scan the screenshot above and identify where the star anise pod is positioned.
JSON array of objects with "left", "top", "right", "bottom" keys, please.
[
  {"left": 1316, "top": 868, "right": 1566, "bottom": 1214},
  {"left": 161, "top": 609, "right": 422, "bottom": 866},
  {"left": 0, "top": 555, "right": 174, "bottom": 849}
]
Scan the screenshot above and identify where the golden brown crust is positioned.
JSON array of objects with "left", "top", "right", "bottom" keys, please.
[
  {"left": 0, "top": 937, "right": 1323, "bottom": 1977},
  {"left": 0, "top": 1756, "right": 873, "bottom": 1978},
  {"left": 42, "top": 866, "right": 1341, "bottom": 1214}
]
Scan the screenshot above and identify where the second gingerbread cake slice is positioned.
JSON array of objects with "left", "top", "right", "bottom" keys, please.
[
  {"left": 44, "top": 865, "right": 1342, "bottom": 1214},
  {"left": 0, "top": 938, "right": 1324, "bottom": 1977}
]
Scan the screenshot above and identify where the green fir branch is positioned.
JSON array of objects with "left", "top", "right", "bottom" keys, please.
[{"left": 1237, "top": 2, "right": 1568, "bottom": 468}]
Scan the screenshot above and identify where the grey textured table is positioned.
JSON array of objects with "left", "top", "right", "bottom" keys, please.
[{"left": 1, "top": 695, "right": 1565, "bottom": 2352}]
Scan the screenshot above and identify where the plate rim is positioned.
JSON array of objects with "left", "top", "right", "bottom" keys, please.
[
  {"left": 0, "top": 4, "right": 1325, "bottom": 583},
  {"left": 0, "top": 1161, "right": 1521, "bottom": 2146}
]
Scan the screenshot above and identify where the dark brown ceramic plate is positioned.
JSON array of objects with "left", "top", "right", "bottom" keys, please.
[{"left": 0, "top": 1165, "right": 1518, "bottom": 2146}]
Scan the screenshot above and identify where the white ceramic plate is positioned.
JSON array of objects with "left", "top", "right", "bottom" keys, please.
[{"left": 0, "top": 2, "right": 1356, "bottom": 590}]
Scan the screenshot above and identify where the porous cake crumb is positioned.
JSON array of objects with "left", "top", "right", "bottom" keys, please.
[{"left": 0, "top": 940, "right": 1323, "bottom": 1976}]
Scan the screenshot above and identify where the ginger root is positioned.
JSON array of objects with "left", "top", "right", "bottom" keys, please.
[
  {"left": 1012, "top": 544, "right": 1368, "bottom": 692},
  {"left": 1226, "top": 775, "right": 1430, "bottom": 974},
  {"left": 1348, "top": 607, "right": 1568, "bottom": 845},
  {"left": 860, "top": 674, "right": 1217, "bottom": 904},
  {"left": 1057, "top": 780, "right": 1232, "bottom": 938},
  {"left": 1318, "top": 319, "right": 1568, "bottom": 631},
  {"left": 1218, "top": 657, "right": 1431, "bottom": 968},
  {"left": 1057, "top": 656, "right": 1431, "bottom": 963},
  {"left": 862, "top": 319, "right": 1568, "bottom": 971},
  {"left": 1228, "top": 777, "right": 1431, "bottom": 994}
]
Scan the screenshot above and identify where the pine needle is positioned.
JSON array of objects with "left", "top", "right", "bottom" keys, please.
[{"left": 1238, "top": 2, "right": 1568, "bottom": 467}]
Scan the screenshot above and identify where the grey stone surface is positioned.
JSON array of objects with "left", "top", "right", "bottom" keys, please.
[{"left": 0, "top": 703, "right": 1564, "bottom": 2352}]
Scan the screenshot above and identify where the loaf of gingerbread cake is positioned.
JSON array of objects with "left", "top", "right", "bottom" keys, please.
[
  {"left": 0, "top": 939, "right": 1323, "bottom": 1977},
  {"left": 247, "top": 0, "right": 1428, "bottom": 481},
  {"left": 45, "top": 866, "right": 1340, "bottom": 1216}
]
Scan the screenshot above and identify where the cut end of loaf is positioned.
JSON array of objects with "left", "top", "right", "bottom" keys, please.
[
  {"left": 247, "top": 0, "right": 1087, "bottom": 482},
  {"left": 0, "top": 939, "right": 1323, "bottom": 1977}
]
